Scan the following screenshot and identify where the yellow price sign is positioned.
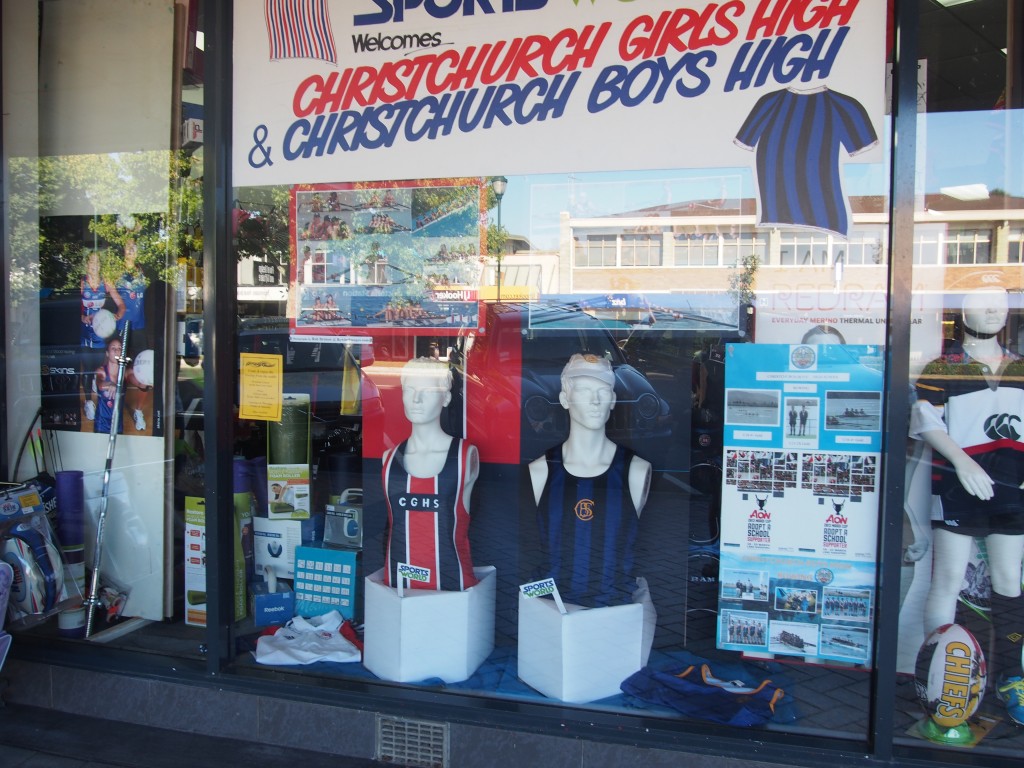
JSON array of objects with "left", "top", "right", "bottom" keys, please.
[{"left": 238, "top": 353, "right": 284, "bottom": 421}]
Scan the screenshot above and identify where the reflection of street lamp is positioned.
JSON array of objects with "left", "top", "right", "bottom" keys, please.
[
  {"left": 490, "top": 175, "right": 507, "bottom": 227},
  {"left": 490, "top": 176, "right": 508, "bottom": 301}
]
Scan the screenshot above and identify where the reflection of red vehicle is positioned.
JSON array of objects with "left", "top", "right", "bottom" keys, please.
[{"left": 360, "top": 302, "right": 672, "bottom": 465}]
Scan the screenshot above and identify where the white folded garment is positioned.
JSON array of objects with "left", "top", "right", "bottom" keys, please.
[{"left": 255, "top": 610, "right": 360, "bottom": 665}]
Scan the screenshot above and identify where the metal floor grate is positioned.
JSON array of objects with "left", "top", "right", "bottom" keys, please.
[{"left": 376, "top": 715, "right": 448, "bottom": 768}]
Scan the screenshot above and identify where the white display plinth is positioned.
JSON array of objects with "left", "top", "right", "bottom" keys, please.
[
  {"left": 363, "top": 566, "right": 496, "bottom": 684},
  {"left": 517, "top": 587, "right": 656, "bottom": 703}
]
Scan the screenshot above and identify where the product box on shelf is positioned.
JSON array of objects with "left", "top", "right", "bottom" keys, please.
[
  {"left": 324, "top": 489, "right": 362, "bottom": 549},
  {"left": 183, "top": 496, "right": 207, "bottom": 626},
  {"left": 294, "top": 545, "right": 357, "bottom": 620},
  {"left": 250, "top": 581, "right": 295, "bottom": 627},
  {"left": 267, "top": 464, "right": 311, "bottom": 519}
]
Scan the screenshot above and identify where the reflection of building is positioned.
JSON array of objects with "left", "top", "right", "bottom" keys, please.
[
  {"left": 236, "top": 254, "right": 287, "bottom": 304},
  {"left": 493, "top": 192, "right": 1024, "bottom": 342},
  {"left": 553, "top": 193, "right": 1024, "bottom": 298}
]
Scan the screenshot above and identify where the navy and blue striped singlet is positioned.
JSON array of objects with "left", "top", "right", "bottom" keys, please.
[{"left": 537, "top": 444, "right": 638, "bottom": 608}]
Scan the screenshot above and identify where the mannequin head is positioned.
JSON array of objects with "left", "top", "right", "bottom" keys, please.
[
  {"left": 801, "top": 324, "right": 846, "bottom": 345},
  {"left": 962, "top": 288, "right": 1009, "bottom": 339},
  {"left": 400, "top": 357, "right": 452, "bottom": 425},
  {"left": 559, "top": 354, "right": 616, "bottom": 431}
]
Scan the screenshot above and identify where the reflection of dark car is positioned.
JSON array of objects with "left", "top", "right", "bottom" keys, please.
[
  {"left": 460, "top": 303, "right": 672, "bottom": 463},
  {"left": 236, "top": 317, "right": 383, "bottom": 437}
]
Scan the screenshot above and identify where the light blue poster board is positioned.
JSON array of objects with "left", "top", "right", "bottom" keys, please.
[{"left": 717, "top": 344, "right": 883, "bottom": 665}]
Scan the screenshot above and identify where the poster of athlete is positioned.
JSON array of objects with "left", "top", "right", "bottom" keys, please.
[
  {"left": 289, "top": 178, "right": 485, "bottom": 336},
  {"left": 716, "top": 343, "right": 881, "bottom": 664},
  {"left": 38, "top": 215, "right": 167, "bottom": 437}
]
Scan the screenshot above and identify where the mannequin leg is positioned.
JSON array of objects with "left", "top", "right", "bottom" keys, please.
[
  {"left": 903, "top": 443, "right": 933, "bottom": 562},
  {"left": 985, "top": 533, "right": 1024, "bottom": 723},
  {"left": 922, "top": 528, "right": 973, "bottom": 635},
  {"left": 985, "top": 534, "right": 1024, "bottom": 598}
]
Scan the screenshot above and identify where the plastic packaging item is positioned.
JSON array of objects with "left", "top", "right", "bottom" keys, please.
[
  {"left": 0, "top": 482, "right": 82, "bottom": 630},
  {"left": 268, "top": 395, "right": 311, "bottom": 465}
]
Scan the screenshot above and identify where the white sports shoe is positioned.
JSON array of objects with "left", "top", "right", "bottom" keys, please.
[
  {"left": 84, "top": 400, "right": 96, "bottom": 420},
  {"left": 133, "top": 409, "right": 146, "bottom": 431}
]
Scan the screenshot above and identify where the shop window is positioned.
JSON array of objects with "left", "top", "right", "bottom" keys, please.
[
  {"left": 576, "top": 235, "right": 617, "bottom": 268},
  {"left": 720, "top": 233, "right": 766, "bottom": 268},
  {"left": 620, "top": 233, "right": 662, "bottom": 267},
  {"left": 944, "top": 228, "right": 992, "bottom": 264},
  {"left": 896, "top": 0, "right": 1024, "bottom": 758},
  {"left": 1008, "top": 228, "right": 1023, "bottom": 263},
  {"left": 11, "top": 1, "right": 1023, "bottom": 763}
]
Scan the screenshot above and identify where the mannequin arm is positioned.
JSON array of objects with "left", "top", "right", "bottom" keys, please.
[
  {"left": 528, "top": 456, "right": 548, "bottom": 507},
  {"left": 629, "top": 455, "right": 652, "bottom": 517},
  {"left": 463, "top": 444, "right": 480, "bottom": 513},
  {"left": 917, "top": 428, "right": 995, "bottom": 501}
]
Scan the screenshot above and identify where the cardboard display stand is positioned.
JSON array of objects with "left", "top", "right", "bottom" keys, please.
[
  {"left": 362, "top": 566, "right": 496, "bottom": 684},
  {"left": 517, "top": 587, "right": 656, "bottom": 703}
]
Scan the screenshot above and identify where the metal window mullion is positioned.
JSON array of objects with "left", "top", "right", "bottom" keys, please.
[
  {"left": 870, "top": 0, "right": 918, "bottom": 760},
  {"left": 203, "top": 0, "right": 238, "bottom": 675}
]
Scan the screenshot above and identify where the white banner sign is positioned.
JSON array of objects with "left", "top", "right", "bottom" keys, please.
[{"left": 233, "top": 0, "right": 886, "bottom": 186}]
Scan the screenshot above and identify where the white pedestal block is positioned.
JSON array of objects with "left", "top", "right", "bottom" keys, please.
[
  {"left": 363, "top": 566, "right": 496, "bottom": 683},
  {"left": 517, "top": 585, "right": 656, "bottom": 703}
]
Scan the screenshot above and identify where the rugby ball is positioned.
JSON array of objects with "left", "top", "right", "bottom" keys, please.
[
  {"left": 915, "top": 623, "right": 987, "bottom": 728},
  {"left": 91, "top": 308, "right": 117, "bottom": 339},
  {"left": 133, "top": 349, "right": 155, "bottom": 388}
]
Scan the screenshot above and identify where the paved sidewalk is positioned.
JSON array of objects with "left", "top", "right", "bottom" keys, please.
[{"left": 0, "top": 704, "right": 395, "bottom": 768}]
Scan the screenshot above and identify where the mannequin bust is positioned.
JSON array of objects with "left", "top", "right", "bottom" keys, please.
[
  {"left": 529, "top": 354, "right": 652, "bottom": 608},
  {"left": 382, "top": 358, "right": 480, "bottom": 591},
  {"left": 912, "top": 287, "right": 1024, "bottom": 722}
]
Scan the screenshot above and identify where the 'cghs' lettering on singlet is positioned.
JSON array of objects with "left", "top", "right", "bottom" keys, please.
[{"left": 383, "top": 437, "right": 477, "bottom": 591}]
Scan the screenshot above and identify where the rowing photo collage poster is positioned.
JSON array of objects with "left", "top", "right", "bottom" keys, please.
[
  {"left": 716, "top": 343, "right": 883, "bottom": 665},
  {"left": 288, "top": 178, "right": 486, "bottom": 336}
]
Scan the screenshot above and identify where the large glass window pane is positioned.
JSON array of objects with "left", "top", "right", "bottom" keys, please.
[
  {"left": 895, "top": 1, "right": 1024, "bottom": 758},
  {"left": 3, "top": 1, "right": 207, "bottom": 653},
  {"left": 221, "top": 0, "right": 893, "bottom": 746}
]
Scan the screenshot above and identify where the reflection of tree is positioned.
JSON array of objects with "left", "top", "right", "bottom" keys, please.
[
  {"left": 234, "top": 186, "right": 292, "bottom": 269},
  {"left": 412, "top": 184, "right": 476, "bottom": 220},
  {"left": 36, "top": 151, "right": 198, "bottom": 292},
  {"left": 359, "top": 238, "right": 428, "bottom": 304},
  {"left": 730, "top": 252, "right": 759, "bottom": 308},
  {"left": 7, "top": 157, "right": 54, "bottom": 305}
]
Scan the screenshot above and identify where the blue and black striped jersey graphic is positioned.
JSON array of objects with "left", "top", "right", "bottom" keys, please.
[{"left": 736, "top": 87, "right": 877, "bottom": 237}]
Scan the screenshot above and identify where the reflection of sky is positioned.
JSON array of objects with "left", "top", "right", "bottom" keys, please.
[
  {"left": 492, "top": 109, "right": 1022, "bottom": 251},
  {"left": 500, "top": 168, "right": 758, "bottom": 251},
  {"left": 920, "top": 109, "right": 1022, "bottom": 196}
]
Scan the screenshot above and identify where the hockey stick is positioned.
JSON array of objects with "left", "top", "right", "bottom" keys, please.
[{"left": 84, "top": 322, "right": 131, "bottom": 638}]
